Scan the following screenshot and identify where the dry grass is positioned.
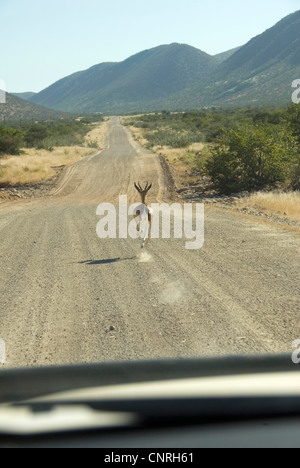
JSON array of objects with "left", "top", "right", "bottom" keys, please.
[
  {"left": 0, "top": 148, "right": 91, "bottom": 185},
  {"left": 0, "top": 119, "right": 110, "bottom": 186},
  {"left": 124, "top": 120, "right": 206, "bottom": 186},
  {"left": 124, "top": 124, "right": 149, "bottom": 148},
  {"left": 154, "top": 146, "right": 197, "bottom": 186},
  {"left": 159, "top": 143, "right": 204, "bottom": 162},
  {"left": 238, "top": 191, "right": 300, "bottom": 222},
  {"left": 84, "top": 120, "right": 110, "bottom": 148}
]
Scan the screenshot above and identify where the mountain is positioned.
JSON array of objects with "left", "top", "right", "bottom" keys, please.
[
  {"left": 29, "top": 10, "right": 300, "bottom": 113},
  {"left": 175, "top": 10, "right": 300, "bottom": 108},
  {"left": 12, "top": 92, "right": 36, "bottom": 101},
  {"left": 29, "top": 43, "right": 220, "bottom": 113},
  {"left": 213, "top": 47, "right": 241, "bottom": 65},
  {"left": 0, "top": 93, "right": 66, "bottom": 122}
]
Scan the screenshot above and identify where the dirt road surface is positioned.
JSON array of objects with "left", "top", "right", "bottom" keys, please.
[{"left": 0, "top": 117, "right": 299, "bottom": 368}]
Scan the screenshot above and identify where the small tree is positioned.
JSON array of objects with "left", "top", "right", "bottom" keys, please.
[
  {"left": 0, "top": 126, "right": 24, "bottom": 156},
  {"left": 205, "top": 125, "right": 298, "bottom": 194}
]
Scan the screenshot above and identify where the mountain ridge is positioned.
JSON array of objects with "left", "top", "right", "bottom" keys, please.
[
  {"left": 174, "top": 10, "right": 300, "bottom": 109},
  {"left": 18, "top": 10, "right": 300, "bottom": 113},
  {"left": 29, "top": 43, "right": 226, "bottom": 113},
  {"left": 12, "top": 92, "right": 36, "bottom": 101},
  {"left": 0, "top": 93, "right": 67, "bottom": 122}
]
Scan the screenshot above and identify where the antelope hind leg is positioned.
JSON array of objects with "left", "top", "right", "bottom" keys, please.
[{"left": 142, "top": 215, "right": 152, "bottom": 248}]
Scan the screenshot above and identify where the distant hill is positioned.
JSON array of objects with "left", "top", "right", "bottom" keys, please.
[
  {"left": 175, "top": 10, "right": 300, "bottom": 108},
  {"left": 29, "top": 43, "right": 220, "bottom": 113},
  {"left": 12, "top": 92, "right": 36, "bottom": 101},
  {"left": 28, "top": 10, "right": 300, "bottom": 113},
  {"left": 0, "top": 93, "right": 66, "bottom": 122},
  {"left": 213, "top": 47, "right": 241, "bottom": 64}
]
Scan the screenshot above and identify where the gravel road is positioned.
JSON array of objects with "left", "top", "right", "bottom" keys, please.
[{"left": 0, "top": 117, "right": 299, "bottom": 368}]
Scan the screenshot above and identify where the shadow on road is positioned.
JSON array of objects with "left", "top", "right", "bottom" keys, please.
[{"left": 78, "top": 257, "right": 137, "bottom": 265}]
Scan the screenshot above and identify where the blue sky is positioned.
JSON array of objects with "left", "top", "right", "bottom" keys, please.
[{"left": 1, "top": 0, "right": 299, "bottom": 93}]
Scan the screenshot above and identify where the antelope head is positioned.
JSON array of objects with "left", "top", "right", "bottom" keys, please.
[{"left": 134, "top": 181, "right": 152, "bottom": 204}]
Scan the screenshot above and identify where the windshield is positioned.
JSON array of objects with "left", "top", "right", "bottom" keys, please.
[{"left": 0, "top": 1, "right": 299, "bottom": 377}]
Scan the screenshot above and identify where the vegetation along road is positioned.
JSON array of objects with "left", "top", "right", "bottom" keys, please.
[{"left": 0, "top": 117, "right": 299, "bottom": 368}]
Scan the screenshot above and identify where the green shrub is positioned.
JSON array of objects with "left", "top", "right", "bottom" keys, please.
[
  {"left": 287, "top": 104, "right": 300, "bottom": 144},
  {"left": 24, "top": 125, "right": 49, "bottom": 148},
  {"left": 144, "top": 129, "right": 202, "bottom": 148},
  {"left": 87, "top": 140, "right": 98, "bottom": 149},
  {"left": 205, "top": 125, "right": 298, "bottom": 194},
  {"left": 21, "top": 120, "right": 93, "bottom": 149},
  {"left": 0, "top": 126, "right": 24, "bottom": 155},
  {"left": 289, "top": 160, "right": 300, "bottom": 189}
]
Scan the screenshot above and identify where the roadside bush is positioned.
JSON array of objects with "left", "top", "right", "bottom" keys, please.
[
  {"left": 144, "top": 129, "right": 202, "bottom": 149},
  {"left": 87, "top": 140, "right": 98, "bottom": 149},
  {"left": 287, "top": 104, "right": 300, "bottom": 144},
  {"left": 21, "top": 120, "right": 93, "bottom": 149},
  {"left": 290, "top": 163, "right": 300, "bottom": 189},
  {"left": 0, "top": 126, "right": 24, "bottom": 156},
  {"left": 24, "top": 125, "right": 49, "bottom": 148},
  {"left": 205, "top": 125, "right": 298, "bottom": 194}
]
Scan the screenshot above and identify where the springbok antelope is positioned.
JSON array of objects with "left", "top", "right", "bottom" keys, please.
[{"left": 134, "top": 181, "right": 153, "bottom": 248}]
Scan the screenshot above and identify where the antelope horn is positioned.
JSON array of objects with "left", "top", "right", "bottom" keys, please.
[{"left": 134, "top": 182, "right": 141, "bottom": 193}]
